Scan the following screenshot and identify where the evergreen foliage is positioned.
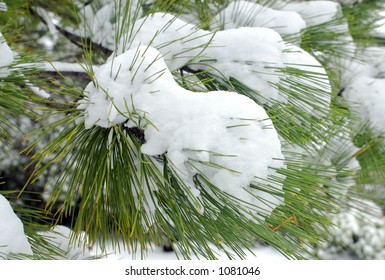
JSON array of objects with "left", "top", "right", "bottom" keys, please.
[{"left": 1, "top": 0, "right": 385, "bottom": 259}]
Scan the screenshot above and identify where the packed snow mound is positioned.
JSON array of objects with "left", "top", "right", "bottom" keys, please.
[
  {"left": 121, "top": 13, "right": 285, "bottom": 103},
  {"left": 342, "top": 76, "right": 385, "bottom": 134},
  {"left": 118, "top": 12, "right": 332, "bottom": 109},
  {"left": 191, "top": 27, "right": 286, "bottom": 103},
  {"left": 213, "top": 1, "right": 306, "bottom": 36},
  {"left": 79, "top": 46, "right": 284, "bottom": 217},
  {"left": 0, "top": 32, "right": 13, "bottom": 77},
  {"left": 0, "top": 194, "right": 33, "bottom": 257}
]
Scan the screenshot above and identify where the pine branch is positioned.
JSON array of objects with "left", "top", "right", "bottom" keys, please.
[{"left": 29, "top": 6, "right": 113, "bottom": 56}]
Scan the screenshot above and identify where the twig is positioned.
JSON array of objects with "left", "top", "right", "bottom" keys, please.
[
  {"left": 29, "top": 6, "right": 113, "bottom": 56},
  {"left": 17, "top": 81, "right": 77, "bottom": 111},
  {"left": 124, "top": 126, "right": 145, "bottom": 145}
]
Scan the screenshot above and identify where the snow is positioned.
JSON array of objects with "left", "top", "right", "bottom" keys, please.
[
  {"left": 93, "top": 242, "right": 286, "bottom": 260},
  {"left": 42, "top": 61, "right": 98, "bottom": 73},
  {"left": 342, "top": 76, "right": 385, "bottom": 133},
  {"left": 317, "top": 199, "right": 385, "bottom": 259},
  {"left": 77, "top": 0, "right": 143, "bottom": 49},
  {"left": 38, "top": 226, "right": 91, "bottom": 259},
  {"left": 371, "top": 8, "right": 385, "bottom": 38},
  {"left": 213, "top": 1, "right": 306, "bottom": 37},
  {"left": 283, "top": 1, "right": 342, "bottom": 27},
  {"left": 282, "top": 44, "right": 331, "bottom": 115},
  {"left": 120, "top": 13, "right": 285, "bottom": 103},
  {"left": 79, "top": 45, "right": 284, "bottom": 218},
  {"left": 0, "top": 2, "right": 7, "bottom": 12},
  {"left": 119, "top": 12, "right": 213, "bottom": 71},
  {"left": 191, "top": 27, "right": 286, "bottom": 104},
  {"left": 37, "top": 226, "right": 286, "bottom": 260},
  {"left": 120, "top": 13, "right": 330, "bottom": 108},
  {"left": 2, "top": 0, "right": 384, "bottom": 261},
  {"left": 0, "top": 194, "right": 33, "bottom": 257},
  {"left": 0, "top": 32, "right": 14, "bottom": 77}
]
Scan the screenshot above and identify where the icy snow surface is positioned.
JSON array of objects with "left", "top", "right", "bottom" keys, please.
[
  {"left": 0, "top": 194, "right": 33, "bottom": 257},
  {"left": 79, "top": 45, "right": 284, "bottom": 217},
  {"left": 213, "top": 1, "right": 306, "bottom": 36}
]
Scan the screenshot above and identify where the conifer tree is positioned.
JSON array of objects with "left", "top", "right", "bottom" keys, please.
[{"left": 1, "top": 0, "right": 385, "bottom": 259}]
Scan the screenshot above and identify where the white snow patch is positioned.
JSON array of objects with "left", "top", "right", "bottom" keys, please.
[
  {"left": 281, "top": 44, "right": 331, "bottom": 116},
  {"left": 342, "top": 76, "right": 385, "bottom": 133},
  {"left": 93, "top": 242, "right": 286, "bottom": 260},
  {"left": 39, "top": 225, "right": 91, "bottom": 259},
  {"left": 372, "top": 9, "right": 385, "bottom": 38},
  {"left": 0, "top": 32, "right": 14, "bottom": 77},
  {"left": 0, "top": 194, "right": 33, "bottom": 257},
  {"left": 119, "top": 14, "right": 287, "bottom": 104},
  {"left": 191, "top": 27, "right": 286, "bottom": 104},
  {"left": 77, "top": 0, "right": 143, "bottom": 49},
  {"left": 0, "top": 2, "right": 7, "bottom": 11},
  {"left": 213, "top": 1, "right": 306, "bottom": 37},
  {"left": 119, "top": 12, "right": 213, "bottom": 71},
  {"left": 79, "top": 46, "right": 284, "bottom": 218},
  {"left": 283, "top": 1, "right": 342, "bottom": 27}
]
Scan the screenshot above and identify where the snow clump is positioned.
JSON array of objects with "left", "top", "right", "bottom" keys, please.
[
  {"left": 0, "top": 194, "right": 33, "bottom": 258},
  {"left": 76, "top": 0, "right": 143, "bottom": 49},
  {"left": 79, "top": 46, "right": 284, "bottom": 218},
  {"left": 213, "top": 1, "right": 306, "bottom": 37},
  {"left": 0, "top": 32, "right": 14, "bottom": 77},
  {"left": 342, "top": 76, "right": 385, "bottom": 134},
  {"left": 119, "top": 12, "right": 331, "bottom": 109},
  {"left": 317, "top": 200, "right": 385, "bottom": 259}
]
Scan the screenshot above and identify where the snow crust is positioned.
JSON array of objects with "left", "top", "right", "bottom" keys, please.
[
  {"left": 79, "top": 46, "right": 284, "bottom": 217},
  {"left": 213, "top": 1, "right": 306, "bottom": 36},
  {"left": 0, "top": 194, "right": 33, "bottom": 257}
]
